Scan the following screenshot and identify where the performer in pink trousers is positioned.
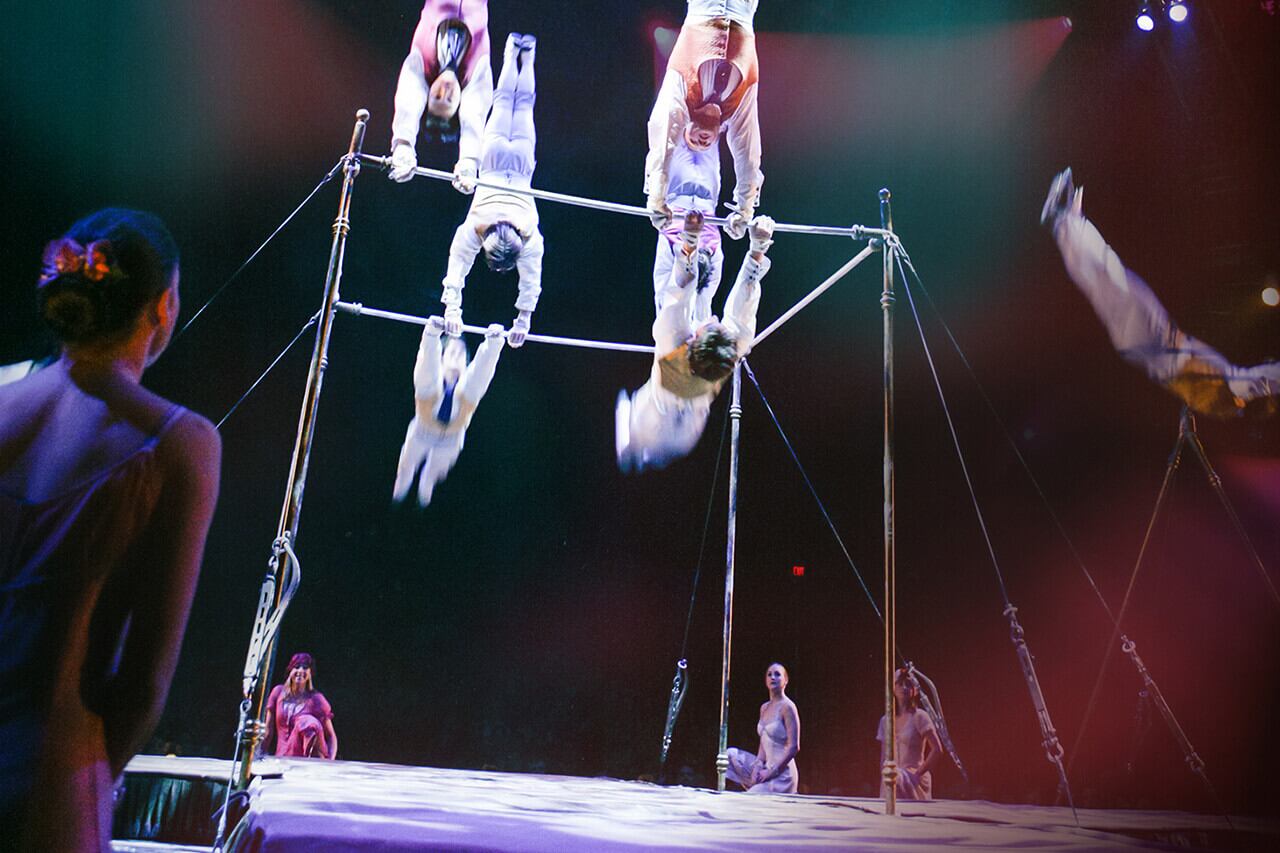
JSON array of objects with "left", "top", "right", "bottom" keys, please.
[
  {"left": 389, "top": 1, "right": 493, "bottom": 193},
  {"left": 645, "top": 0, "right": 763, "bottom": 241}
]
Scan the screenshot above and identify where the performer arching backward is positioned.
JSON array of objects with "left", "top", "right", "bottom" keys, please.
[
  {"left": 645, "top": 0, "right": 763, "bottom": 241},
  {"left": 652, "top": 126, "right": 725, "bottom": 323},
  {"left": 389, "top": 0, "right": 493, "bottom": 190},
  {"left": 394, "top": 317, "right": 505, "bottom": 506},
  {"left": 439, "top": 33, "right": 542, "bottom": 347},
  {"left": 1042, "top": 168, "right": 1278, "bottom": 419},
  {"left": 616, "top": 210, "right": 774, "bottom": 472}
]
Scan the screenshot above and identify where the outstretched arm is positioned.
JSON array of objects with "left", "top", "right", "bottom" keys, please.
[
  {"left": 653, "top": 245, "right": 700, "bottom": 356},
  {"left": 644, "top": 70, "right": 689, "bottom": 228},
  {"left": 724, "top": 82, "right": 763, "bottom": 221},
  {"left": 389, "top": 47, "right": 430, "bottom": 182},
  {"left": 411, "top": 318, "right": 446, "bottom": 424},
  {"left": 456, "top": 325, "right": 505, "bottom": 407},
  {"left": 722, "top": 216, "right": 774, "bottom": 352},
  {"left": 391, "top": 49, "right": 429, "bottom": 151},
  {"left": 442, "top": 221, "right": 484, "bottom": 335}
]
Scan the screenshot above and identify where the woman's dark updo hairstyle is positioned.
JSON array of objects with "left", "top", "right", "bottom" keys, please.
[{"left": 37, "top": 208, "right": 179, "bottom": 346}]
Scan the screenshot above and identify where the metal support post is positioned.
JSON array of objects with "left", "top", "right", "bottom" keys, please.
[{"left": 717, "top": 363, "right": 744, "bottom": 791}]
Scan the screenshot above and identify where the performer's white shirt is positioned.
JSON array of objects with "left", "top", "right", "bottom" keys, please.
[
  {"left": 645, "top": 70, "right": 762, "bottom": 216},
  {"left": 413, "top": 332, "right": 504, "bottom": 437},
  {"left": 652, "top": 250, "right": 769, "bottom": 375},
  {"left": 686, "top": 0, "right": 759, "bottom": 32},
  {"left": 443, "top": 194, "right": 544, "bottom": 314},
  {"left": 665, "top": 140, "right": 721, "bottom": 214}
]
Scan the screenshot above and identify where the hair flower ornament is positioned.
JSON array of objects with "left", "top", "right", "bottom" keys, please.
[{"left": 39, "top": 238, "right": 120, "bottom": 285}]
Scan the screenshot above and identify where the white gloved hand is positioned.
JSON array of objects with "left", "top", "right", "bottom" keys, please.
[
  {"left": 452, "top": 158, "right": 478, "bottom": 194},
  {"left": 485, "top": 323, "right": 505, "bottom": 340},
  {"left": 678, "top": 210, "right": 704, "bottom": 253},
  {"left": 508, "top": 311, "right": 531, "bottom": 348},
  {"left": 392, "top": 418, "right": 430, "bottom": 504},
  {"left": 648, "top": 198, "right": 673, "bottom": 231},
  {"left": 724, "top": 209, "right": 750, "bottom": 241},
  {"left": 443, "top": 305, "right": 463, "bottom": 337},
  {"left": 748, "top": 215, "right": 775, "bottom": 254},
  {"left": 389, "top": 142, "right": 418, "bottom": 183},
  {"left": 425, "top": 315, "right": 446, "bottom": 337}
]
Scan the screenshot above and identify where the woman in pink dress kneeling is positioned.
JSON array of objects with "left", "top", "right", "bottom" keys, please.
[{"left": 264, "top": 653, "right": 338, "bottom": 759}]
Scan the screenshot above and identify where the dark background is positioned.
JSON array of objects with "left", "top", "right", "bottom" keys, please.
[{"left": 2, "top": 0, "right": 1278, "bottom": 813}]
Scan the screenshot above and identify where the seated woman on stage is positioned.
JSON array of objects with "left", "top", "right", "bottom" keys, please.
[
  {"left": 0, "top": 209, "right": 221, "bottom": 850},
  {"left": 389, "top": 0, "right": 493, "bottom": 191},
  {"left": 725, "top": 662, "right": 800, "bottom": 793},
  {"left": 264, "top": 653, "right": 338, "bottom": 760},
  {"left": 652, "top": 133, "right": 725, "bottom": 323},
  {"left": 645, "top": 0, "right": 763, "bottom": 240},
  {"left": 1042, "top": 168, "right": 1278, "bottom": 419},
  {"left": 393, "top": 317, "right": 504, "bottom": 506},
  {"left": 877, "top": 668, "right": 943, "bottom": 801},
  {"left": 440, "top": 33, "right": 542, "bottom": 347},
  {"left": 616, "top": 211, "right": 774, "bottom": 472}
]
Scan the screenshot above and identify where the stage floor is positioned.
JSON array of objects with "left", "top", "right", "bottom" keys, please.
[{"left": 116, "top": 755, "right": 1277, "bottom": 852}]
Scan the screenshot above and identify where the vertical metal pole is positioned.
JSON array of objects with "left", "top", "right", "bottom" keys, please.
[
  {"left": 231, "top": 109, "right": 370, "bottom": 790},
  {"left": 878, "top": 188, "right": 899, "bottom": 816},
  {"left": 717, "top": 362, "right": 744, "bottom": 792}
]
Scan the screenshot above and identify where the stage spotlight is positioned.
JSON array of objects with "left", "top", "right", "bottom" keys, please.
[
  {"left": 1263, "top": 286, "right": 1279, "bottom": 308},
  {"left": 1136, "top": 6, "right": 1156, "bottom": 31},
  {"left": 1168, "top": 2, "right": 1189, "bottom": 23}
]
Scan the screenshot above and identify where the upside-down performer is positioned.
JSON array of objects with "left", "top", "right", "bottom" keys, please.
[
  {"left": 652, "top": 132, "right": 724, "bottom": 322},
  {"left": 389, "top": 0, "right": 493, "bottom": 191},
  {"left": 440, "top": 33, "right": 542, "bottom": 347},
  {"left": 645, "top": 0, "right": 763, "bottom": 241},
  {"left": 1042, "top": 168, "right": 1279, "bottom": 419},
  {"left": 616, "top": 211, "right": 774, "bottom": 472},
  {"left": 394, "top": 317, "right": 504, "bottom": 506}
]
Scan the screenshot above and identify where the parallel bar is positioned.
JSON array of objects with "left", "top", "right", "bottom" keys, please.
[
  {"left": 335, "top": 302, "right": 654, "bottom": 353},
  {"left": 359, "top": 153, "right": 890, "bottom": 240},
  {"left": 751, "top": 245, "right": 877, "bottom": 348}
]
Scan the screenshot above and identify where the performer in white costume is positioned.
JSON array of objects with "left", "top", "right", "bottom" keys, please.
[
  {"left": 393, "top": 317, "right": 505, "bottom": 506},
  {"left": 440, "top": 33, "right": 542, "bottom": 347},
  {"left": 1042, "top": 168, "right": 1279, "bottom": 419},
  {"left": 645, "top": 0, "right": 763, "bottom": 240},
  {"left": 616, "top": 211, "right": 774, "bottom": 472},
  {"left": 652, "top": 136, "right": 724, "bottom": 323},
  {"left": 725, "top": 663, "right": 801, "bottom": 794},
  {"left": 389, "top": 1, "right": 494, "bottom": 192}
]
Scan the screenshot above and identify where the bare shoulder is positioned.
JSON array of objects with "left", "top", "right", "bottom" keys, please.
[{"left": 156, "top": 408, "right": 222, "bottom": 488}]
